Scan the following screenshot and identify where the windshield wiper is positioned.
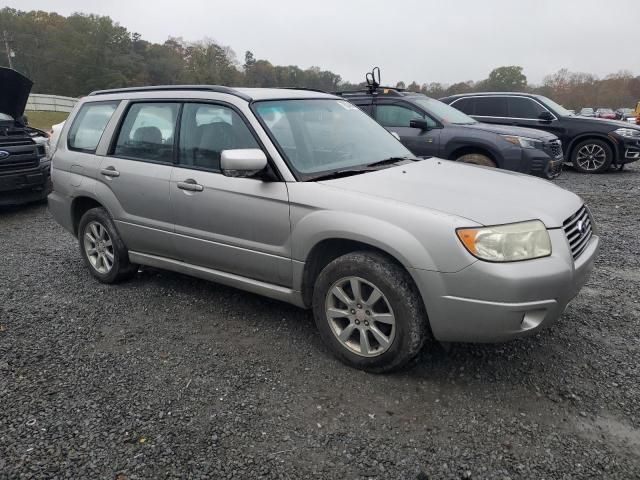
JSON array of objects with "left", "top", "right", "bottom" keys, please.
[
  {"left": 307, "top": 168, "right": 373, "bottom": 181},
  {"left": 365, "top": 156, "right": 417, "bottom": 168}
]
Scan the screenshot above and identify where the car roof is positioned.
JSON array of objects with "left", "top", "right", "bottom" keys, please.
[
  {"left": 442, "top": 92, "right": 545, "bottom": 100},
  {"left": 88, "top": 85, "right": 337, "bottom": 102}
]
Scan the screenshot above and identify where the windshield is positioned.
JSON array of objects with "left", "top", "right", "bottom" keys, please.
[
  {"left": 254, "top": 99, "right": 413, "bottom": 178},
  {"left": 538, "top": 96, "right": 574, "bottom": 116},
  {"left": 412, "top": 97, "right": 476, "bottom": 125}
]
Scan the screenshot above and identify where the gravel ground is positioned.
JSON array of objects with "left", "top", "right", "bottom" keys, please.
[{"left": 1, "top": 164, "right": 639, "bottom": 479}]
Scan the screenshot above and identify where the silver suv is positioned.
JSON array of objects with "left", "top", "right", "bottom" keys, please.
[{"left": 48, "top": 86, "right": 599, "bottom": 372}]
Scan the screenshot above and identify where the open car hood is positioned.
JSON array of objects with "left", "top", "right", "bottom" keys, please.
[{"left": 0, "top": 67, "right": 33, "bottom": 119}]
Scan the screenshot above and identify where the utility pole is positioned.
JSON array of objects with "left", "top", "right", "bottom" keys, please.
[{"left": 3, "top": 30, "right": 13, "bottom": 69}]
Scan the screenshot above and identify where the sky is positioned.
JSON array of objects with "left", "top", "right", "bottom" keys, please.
[{"left": 4, "top": 0, "right": 640, "bottom": 86}]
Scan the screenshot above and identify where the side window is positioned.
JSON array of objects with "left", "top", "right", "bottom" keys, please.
[
  {"left": 508, "top": 97, "right": 547, "bottom": 119},
  {"left": 451, "top": 98, "right": 474, "bottom": 115},
  {"left": 355, "top": 102, "right": 373, "bottom": 115},
  {"left": 375, "top": 104, "right": 434, "bottom": 128},
  {"left": 179, "top": 103, "right": 259, "bottom": 171},
  {"left": 67, "top": 101, "right": 119, "bottom": 152},
  {"left": 475, "top": 97, "right": 508, "bottom": 117},
  {"left": 112, "top": 103, "right": 179, "bottom": 163}
]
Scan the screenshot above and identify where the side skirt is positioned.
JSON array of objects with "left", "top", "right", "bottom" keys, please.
[{"left": 128, "top": 251, "right": 306, "bottom": 308}]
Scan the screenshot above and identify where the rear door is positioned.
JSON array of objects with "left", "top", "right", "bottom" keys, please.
[
  {"left": 170, "top": 102, "right": 292, "bottom": 287},
  {"left": 373, "top": 101, "right": 440, "bottom": 157},
  {"left": 97, "top": 101, "right": 179, "bottom": 259}
]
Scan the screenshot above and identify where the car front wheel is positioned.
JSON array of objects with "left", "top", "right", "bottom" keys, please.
[
  {"left": 456, "top": 153, "right": 497, "bottom": 168},
  {"left": 312, "top": 251, "right": 429, "bottom": 373},
  {"left": 571, "top": 139, "right": 613, "bottom": 173}
]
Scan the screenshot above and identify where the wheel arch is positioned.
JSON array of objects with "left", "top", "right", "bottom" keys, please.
[
  {"left": 567, "top": 134, "right": 619, "bottom": 163},
  {"left": 447, "top": 144, "right": 499, "bottom": 165},
  {"left": 71, "top": 195, "right": 105, "bottom": 236}
]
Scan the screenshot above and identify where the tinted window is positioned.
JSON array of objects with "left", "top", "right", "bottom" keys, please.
[
  {"left": 68, "top": 101, "right": 118, "bottom": 152},
  {"left": 179, "top": 103, "right": 259, "bottom": 171},
  {"left": 375, "top": 104, "right": 434, "bottom": 128},
  {"left": 508, "top": 97, "right": 547, "bottom": 119},
  {"left": 355, "top": 103, "right": 373, "bottom": 115},
  {"left": 451, "top": 97, "right": 474, "bottom": 115},
  {"left": 113, "top": 103, "right": 179, "bottom": 163},
  {"left": 475, "top": 97, "right": 508, "bottom": 117}
]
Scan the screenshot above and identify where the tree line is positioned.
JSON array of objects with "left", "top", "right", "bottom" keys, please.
[{"left": 1, "top": 8, "right": 638, "bottom": 109}]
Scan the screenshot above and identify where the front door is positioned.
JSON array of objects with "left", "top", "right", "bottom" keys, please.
[
  {"left": 373, "top": 101, "right": 441, "bottom": 158},
  {"left": 170, "top": 102, "right": 292, "bottom": 287}
]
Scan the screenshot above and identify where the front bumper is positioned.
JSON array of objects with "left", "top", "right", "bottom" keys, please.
[
  {"left": 522, "top": 147, "right": 563, "bottom": 179},
  {"left": 611, "top": 134, "right": 640, "bottom": 165},
  {"left": 0, "top": 163, "right": 51, "bottom": 206},
  {"left": 412, "top": 229, "right": 599, "bottom": 343}
]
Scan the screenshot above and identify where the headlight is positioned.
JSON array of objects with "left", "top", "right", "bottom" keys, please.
[
  {"left": 613, "top": 128, "right": 640, "bottom": 138},
  {"left": 456, "top": 220, "right": 551, "bottom": 262},
  {"left": 501, "top": 135, "right": 544, "bottom": 149}
]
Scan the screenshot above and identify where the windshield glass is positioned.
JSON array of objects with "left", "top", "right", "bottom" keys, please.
[
  {"left": 254, "top": 99, "right": 413, "bottom": 178},
  {"left": 538, "top": 96, "right": 574, "bottom": 116},
  {"left": 412, "top": 97, "right": 476, "bottom": 125}
]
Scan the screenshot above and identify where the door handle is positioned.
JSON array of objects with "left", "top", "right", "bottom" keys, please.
[
  {"left": 177, "top": 179, "right": 204, "bottom": 192},
  {"left": 100, "top": 166, "right": 120, "bottom": 177}
]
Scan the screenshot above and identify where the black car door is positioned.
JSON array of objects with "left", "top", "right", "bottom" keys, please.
[
  {"left": 372, "top": 101, "right": 441, "bottom": 158},
  {"left": 505, "top": 97, "right": 565, "bottom": 138}
]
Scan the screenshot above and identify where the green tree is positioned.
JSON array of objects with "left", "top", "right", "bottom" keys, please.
[{"left": 480, "top": 66, "right": 527, "bottom": 91}]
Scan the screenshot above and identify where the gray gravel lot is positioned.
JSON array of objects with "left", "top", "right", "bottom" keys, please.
[{"left": 1, "top": 164, "right": 639, "bottom": 479}]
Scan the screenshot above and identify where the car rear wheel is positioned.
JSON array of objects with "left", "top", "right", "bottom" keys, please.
[
  {"left": 78, "top": 207, "right": 137, "bottom": 284},
  {"left": 456, "top": 153, "right": 497, "bottom": 168},
  {"left": 571, "top": 139, "right": 613, "bottom": 173},
  {"left": 312, "top": 251, "right": 429, "bottom": 373}
]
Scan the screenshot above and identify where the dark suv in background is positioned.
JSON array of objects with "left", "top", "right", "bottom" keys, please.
[
  {"left": 441, "top": 92, "right": 640, "bottom": 173},
  {"left": 337, "top": 85, "right": 563, "bottom": 179},
  {"left": 0, "top": 67, "right": 50, "bottom": 206}
]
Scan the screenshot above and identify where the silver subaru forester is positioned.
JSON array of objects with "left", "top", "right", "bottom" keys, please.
[{"left": 48, "top": 86, "right": 599, "bottom": 372}]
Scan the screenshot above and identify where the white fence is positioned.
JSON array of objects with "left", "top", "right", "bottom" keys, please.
[{"left": 26, "top": 94, "right": 78, "bottom": 113}]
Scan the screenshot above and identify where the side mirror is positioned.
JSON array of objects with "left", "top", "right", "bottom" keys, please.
[
  {"left": 221, "top": 149, "right": 268, "bottom": 178},
  {"left": 409, "top": 119, "right": 432, "bottom": 130},
  {"left": 538, "top": 111, "right": 554, "bottom": 122}
]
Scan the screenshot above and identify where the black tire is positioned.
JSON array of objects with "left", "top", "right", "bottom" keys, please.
[
  {"left": 571, "top": 139, "right": 613, "bottom": 173},
  {"left": 78, "top": 207, "right": 137, "bottom": 284},
  {"left": 456, "top": 153, "right": 497, "bottom": 168},
  {"left": 312, "top": 251, "right": 429, "bottom": 373}
]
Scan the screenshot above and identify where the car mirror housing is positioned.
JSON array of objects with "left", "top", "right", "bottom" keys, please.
[
  {"left": 538, "top": 111, "right": 554, "bottom": 122},
  {"left": 221, "top": 149, "right": 268, "bottom": 178},
  {"left": 409, "top": 119, "right": 432, "bottom": 130}
]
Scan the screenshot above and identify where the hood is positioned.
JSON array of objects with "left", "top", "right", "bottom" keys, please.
[
  {"left": 568, "top": 115, "right": 640, "bottom": 131},
  {"left": 464, "top": 122, "right": 557, "bottom": 141},
  {"left": 319, "top": 159, "right": 582, "bottom": 228},
  {"left": 0, "top": 67, "right": 33, "bottom": 119}
]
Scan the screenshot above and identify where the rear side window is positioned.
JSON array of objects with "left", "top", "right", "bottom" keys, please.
[
  {"left": 375, "top": 104, "right": 434, "bottom": 128},
  {"left": 179, "top": 103, "right": 259, "bottom": 171},
  {"left": 507, "top": 97, "right": 547, "bottom": 119},
  {"left": 474, "top": 97, "right": 508, "bottom": 117},
  {"left": 67, "top": 101, "right": 119, "bottom": 152},
  {"left": 113, "top": 103, "right": 179, "bottom": 163},
  {"left": 451, "top": 97, "right": 474, "bottom": 115}
]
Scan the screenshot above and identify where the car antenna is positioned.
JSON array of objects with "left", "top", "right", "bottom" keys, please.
[{"left": 366, "top": 67, "right": 381, "bottom": 94}]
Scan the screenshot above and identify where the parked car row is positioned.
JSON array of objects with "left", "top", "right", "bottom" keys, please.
[{"left": 440, "top": 92, "right": 640, "bottom": 173}]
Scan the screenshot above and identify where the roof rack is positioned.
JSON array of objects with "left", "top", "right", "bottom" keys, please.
[
  {"left": 88, "top": 85, "right": 252, "bottom": 101},
  {"left": 334, "top": 87, "right": 406, "bottom": 97}
]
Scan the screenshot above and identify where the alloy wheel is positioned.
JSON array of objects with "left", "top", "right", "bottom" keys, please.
[
  {"left": 576, "top": 144, "right": 607, "bottom": 171},
  {"left": 325, "top": 276, "right": 396, "bottom": 357},
  {"left": 83, "top": 221, "right": 114, "bottom": 274}
]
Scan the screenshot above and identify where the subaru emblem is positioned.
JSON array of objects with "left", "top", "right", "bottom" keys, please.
[{"left": 0, "top": 150, "right": 9, "bottom": 159}]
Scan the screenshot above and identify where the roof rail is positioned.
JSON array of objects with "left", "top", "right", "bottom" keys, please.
[
  {"left": 334, "top": 87, "right": 406, "bottom": 97},
  {"left": 276, "top": 86, "right": 329, "bottom": 94},
  {"left": 88, "top": 85, "right": 252, "bottom": 101}
]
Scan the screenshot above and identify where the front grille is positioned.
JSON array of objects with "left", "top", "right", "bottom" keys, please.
[
  {"left": 0, "top": 140, "right": 40, "bottom": 173},
  {"left": 546, "top": 139, "right": 563, "bottom": 159},
  {"left": 563, "top": 205, "right": 593, "bottom": 259}
]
